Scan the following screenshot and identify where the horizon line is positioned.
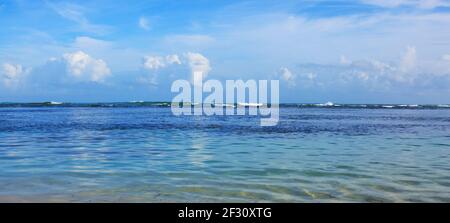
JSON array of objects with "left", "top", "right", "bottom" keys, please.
[{"left": 0, "top": 101, "right": 449, "bottom": 105}]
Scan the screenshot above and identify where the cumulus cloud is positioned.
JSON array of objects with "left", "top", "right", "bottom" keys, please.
[
  {"left": 143, "top": 56, "right": 166, "bottom": 70},
  {"left": 355, "top": 72, "right": 370, "bottom": 81},
  {"left": 139, "top": 17, "right": 150, "bottom": 30},
  {"left": 141, "top": 52, "right": 210, "bottom": 86},
  {"left": 278, "top": 67, "right": 296, "bottom": 87},
  {"left": 141, "top": 54, "right": 183, "bottom": 85},
  {"left": 399, "top": 46, "right": 417, "bottom": 73},
  {"left": 303, "top": 73, "right": 318, "bottom": 81},
  {"left": 340, "top": 56, "right": 352, "bottom": 65},
  {"left": 1, "top": 63, "right": 29, "bottom": 88},
  {"left": 1, "top": 51, "right": 111, "bottom": 91},
  {"left": 271, "top": 45, "right": 449, "bottom": 97},
  {"left": 166, "top": 54, "right": 182, "bottom": 65},
  {"left": 340, "top": 57, "right": 397, "bottom": 86},
  {"left": 337, "top": 46, "right": 450, "bottom": 89},
  {"left": 142, "top": 54, "right": 181, "bottom": 70},
  {"left": 184, "top": 52, "right": 211, "bottom": 87},
  {"left": 339, "top": 47, "right": 419, "bottom": 85},
  {"left": 62, "top": 51, "right": 111, "bottom": 82},
  {"left": 185, "top": 52, "right": 211, "bottom": 81}
]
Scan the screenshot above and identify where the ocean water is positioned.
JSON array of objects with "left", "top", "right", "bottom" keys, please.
[{"left": 0, "top": 104, "right": 450, "bottom": 202}]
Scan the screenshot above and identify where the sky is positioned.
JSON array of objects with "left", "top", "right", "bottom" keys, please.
[{"left": 1, "top": 0, "right": 450, "bottom": 103}]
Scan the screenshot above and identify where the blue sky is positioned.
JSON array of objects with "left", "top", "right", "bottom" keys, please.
[{"left": 1, "top": 0, "right": 450, "bottom": 103}]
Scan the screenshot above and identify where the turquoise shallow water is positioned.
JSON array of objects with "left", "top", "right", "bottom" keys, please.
[{"left": 0, "top": 106, "right": 449, "bottom": 202}]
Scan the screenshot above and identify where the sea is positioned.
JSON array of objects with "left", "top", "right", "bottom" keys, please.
[{"left": 0, "top": 102, "right": 449, "bottom": 202}]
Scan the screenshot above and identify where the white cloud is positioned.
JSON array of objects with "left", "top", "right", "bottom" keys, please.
[
  {"left": 278, "top": 67, "right": 296, "bottom": 86},
  {"left": 340, "top": 56, "right": 352, "bottom": 65},
  {"left": 1, "top": 63, "right": 29, "bottom": 88},
  {"left": 304, "top": 73, "right": 317, "bottom": 81},
  {"left": 166, "top": 54, "right": 181, "bottom": 65},
  {"left": 139, "top": 17, "right": 151, "bottom": 30},
  {"left": 185, "top": 52, "right": 211, "bottom": 75},
  {"left": 62, "top": 51, "right": 111, "bottom": 82},
  {"left": 399, "top": 46, "right": 417, "bottom": 73},
  {"left": 356, "top": 72, "right": 370, "bottom": 81},
  {"left": 277, "top": 67, "right": 321, "bottom": 88},
  {"left": 141, "top": 52, "right": 210, "bottom": 86},
  {"left": 141, "top": 54, "right": 183, "bottom": 85},
  {"left": 335, "top": 46, "right": 450, "bottom": 89},
  {"left": 143, "top": 56, "right": 166, "bottom": 70},
  {"left": 185, "top": 52, "right": 211, "bottom": 85},
  {"left": 207, "top": 11, "right": 450, "bottom": 70},
  {"left": 142, "top": 54, "right": 181, "bottom": 70},
  {"left": 46, "top": 2, "right": 112, "bottom": 35}
]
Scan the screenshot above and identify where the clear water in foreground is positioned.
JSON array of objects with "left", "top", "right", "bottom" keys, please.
[{"left": 0, "top": 105, "right": 449, "bottom": 202}]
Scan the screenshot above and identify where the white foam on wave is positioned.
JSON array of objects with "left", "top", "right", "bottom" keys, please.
[
  {"left": 237, "top": 102, "right": 263, "bottom": 107},
  {"left": 396, "top": 104, "right": 419, "bottom": 108},
  {"left": 316, "top": 102, "right": 334, "bottom": 107},
  {"left": 215, "top": 103, "right": 235, "bottom": 108}
]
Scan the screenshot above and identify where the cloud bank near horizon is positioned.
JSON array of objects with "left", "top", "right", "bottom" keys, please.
[{"left": 1, "top": 0, "right": 450, "bottom": 103}]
